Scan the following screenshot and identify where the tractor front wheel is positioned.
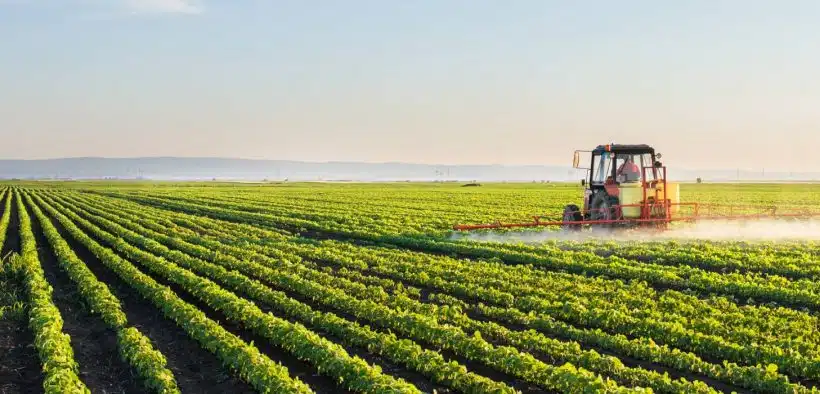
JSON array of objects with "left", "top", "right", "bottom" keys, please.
[{"left": 589, "top": 192, "right": 621, "bottom": 228}]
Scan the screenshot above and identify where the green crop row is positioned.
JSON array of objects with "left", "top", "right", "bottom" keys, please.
[
  {"left": 84, "top": 190, "right": 820, "bottom": 379},
  {"left": 35, "top": 186, "right": 820, "bottom": 393},
  {"left": 29, "top": 192, "right": 422, "bottom": 394},
  {"left": 23, "top": 191, "right": 315, "bottom": 394},
  {"left": 56, "top": 191, "right": 715, "bottom": 393},
  {"left": 97, "top": 190, "right": 820, "bottom": 314},
  {"left": 51, "top": 190, "right": 812, "bottom": 393},
  {"left": 40, "top": 191, "right": 642, "bottom": 393},
  {"left": 22, "top": 193, "right": 180, "bottom": 393},
  {"left": 15, "top": 190, "right": 90, "bottom": 393},
  {"left": 45, "top": 192, "right": 522, "bottom": 393},
  {"left": 541, "top": 239, "right": 820, "bottom": 281},
  {"left": 41, "top": 190, "right": 652, "bottom": 389}
]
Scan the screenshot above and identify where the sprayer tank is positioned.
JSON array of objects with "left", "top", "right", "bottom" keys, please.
[{"left": 619, "top": 182, "right": 680, "bottom": 219}]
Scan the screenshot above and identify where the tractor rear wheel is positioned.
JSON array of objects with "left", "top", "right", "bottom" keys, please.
[
  {"left": 561, "top": 204, "right": 583, "bottom": 231},
  {"left": 589, "top": 192, "right": 621, "bottom": 228}
]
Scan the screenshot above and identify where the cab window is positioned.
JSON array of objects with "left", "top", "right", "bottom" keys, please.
[
  {"left": 614, "top": 153, "right": 656, "bottom": 183},
  {"left": 591, "top": 152, "right": 612, "bottom": 184}
]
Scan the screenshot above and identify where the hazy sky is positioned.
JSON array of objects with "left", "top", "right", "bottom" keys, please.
[{"left": 2, "top": 1, "right": 819, "bottom": 171}]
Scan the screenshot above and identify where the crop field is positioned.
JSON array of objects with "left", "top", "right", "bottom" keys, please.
[{"left": 2, "top": 182, "right": 820, "bottom": 394}]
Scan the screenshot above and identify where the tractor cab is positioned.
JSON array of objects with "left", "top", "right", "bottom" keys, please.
[
  {"left": 585, "top": 144, "right": 660, "bottom": 187},
  {"left": 569, "top": 144, "right": 677, "bottom": 226}
]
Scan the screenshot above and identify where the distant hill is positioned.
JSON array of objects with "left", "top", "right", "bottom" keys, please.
[{"left": 0, "top": 157, "right": 817, "bottom": 182}]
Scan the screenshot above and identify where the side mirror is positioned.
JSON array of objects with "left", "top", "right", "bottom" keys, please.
[
  {"left": 573, "top": 151, "right": 580, "bottom": 168},
  {"left": 580, "top": 179, "right": 586, "bottom": 187},
  {"left": 656, "top": 153, "right": 663, "bottom": 160}
]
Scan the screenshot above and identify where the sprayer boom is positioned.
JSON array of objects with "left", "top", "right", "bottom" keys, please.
[{"left": 453, "top": 203, "right": 820, "bottom": 231}]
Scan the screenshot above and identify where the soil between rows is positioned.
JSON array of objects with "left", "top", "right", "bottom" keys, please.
[
  {"left": 0, "top": 318, "right": 42, "bottom": 394},
  {"left": 1, "top": 193, "right": 21, "bottom": 258}
]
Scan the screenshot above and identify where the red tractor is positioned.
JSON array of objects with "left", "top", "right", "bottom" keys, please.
[{"left": 454, "top": 144, "right": 818, "bottom": 232}]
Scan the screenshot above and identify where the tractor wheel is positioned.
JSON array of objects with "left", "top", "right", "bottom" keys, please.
[
  {"left": 561, "top": 204, "right": 583, "bottom": 231},
  {"left": 589, "top": 192, "right": 621, "bottom": 228}
]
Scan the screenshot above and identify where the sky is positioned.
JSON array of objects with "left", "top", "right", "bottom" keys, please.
[{"left": 2, "top": 0, "right": 819, "bottom": 172}]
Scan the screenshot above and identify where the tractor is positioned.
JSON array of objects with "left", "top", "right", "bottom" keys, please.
[{"left": 453, "top": 143, "right": 818, "bottom": 232}]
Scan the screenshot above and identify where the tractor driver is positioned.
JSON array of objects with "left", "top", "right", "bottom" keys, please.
[{"left": 617, "top": 155, "right": 641, "bottom": 183}]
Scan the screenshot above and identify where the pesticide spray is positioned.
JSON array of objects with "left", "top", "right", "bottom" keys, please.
[{"left": 450, "top": 219, "right": 820, "bottom": 243}]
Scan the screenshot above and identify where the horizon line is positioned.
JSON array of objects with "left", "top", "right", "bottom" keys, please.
[{"left": 0, "top": 156, "right": 816, "bottom": 174}]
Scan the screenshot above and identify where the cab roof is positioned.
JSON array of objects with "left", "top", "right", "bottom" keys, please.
[{"left": 592, "top": 144, "right": 655, "bottom": 155}]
